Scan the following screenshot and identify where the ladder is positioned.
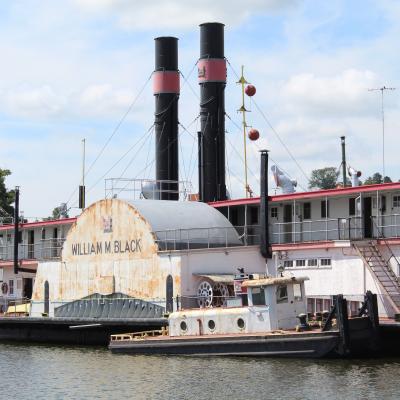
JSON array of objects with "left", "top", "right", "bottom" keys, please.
[{"left": 354, "top": 241, "right": 400, "bottom": 314}]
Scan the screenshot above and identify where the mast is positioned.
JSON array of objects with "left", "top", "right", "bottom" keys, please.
[{"left": 238, "top": 66, "right": 249, "bottom": 198}]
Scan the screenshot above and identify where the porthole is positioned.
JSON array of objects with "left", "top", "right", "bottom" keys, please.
[
  {"left": 208, "top": 319, "right": 216, "bottom": 331},
  {"left": 180, "top": 321, "right": 187, "bottom": 332},
  {"left": 237, "top": 318, "right": 245, "bottom": 330}
]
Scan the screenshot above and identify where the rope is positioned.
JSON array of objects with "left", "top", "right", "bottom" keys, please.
[
  {"left": 226, "top": 60, "right": 310, "bottom": 185},
  {"left": 65, "top": 73, "right": 152, "bottom": 206}
]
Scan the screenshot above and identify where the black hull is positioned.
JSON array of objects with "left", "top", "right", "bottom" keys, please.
[
  {"left": 109, "top": 332, "right": 341, "bottom": 358},
  {"left": 0, "top": 317, "right": 167, "bottom": 346}
]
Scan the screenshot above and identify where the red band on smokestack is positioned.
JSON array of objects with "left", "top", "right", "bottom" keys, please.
[
  {"left": 198, "top": 59, "right": 226, "bottom": 83},
  {"left": 153, "top": 71, "right": 180, "bottom": 94}
]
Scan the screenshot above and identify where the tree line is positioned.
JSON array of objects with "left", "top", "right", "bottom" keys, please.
[{"left": 309, "top": 167, "right": 395, "bottom": 190}]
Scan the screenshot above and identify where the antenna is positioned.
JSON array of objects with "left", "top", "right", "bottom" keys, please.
[
  {"left": 237, "top": 66, "right": 250, "bottom": 198},
  {"left": 79, "top": 138, "right": 86, "bottom": 209},
  {"left": 368, "top": 86, "right": 396, "bottom": 178}
]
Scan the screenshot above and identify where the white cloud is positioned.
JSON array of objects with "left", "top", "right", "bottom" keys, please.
[
  {"left": 280, "top": 69, "right": 380, "bottom": 117},
  {"left": 3, "top": 85, "right": 65, "bottom": 118},
  {"left": 77, "top": 84, "right": 135, "bottom": 117},
  {"left": 73, "top": 0, "right": 300, "bottom": 30}
]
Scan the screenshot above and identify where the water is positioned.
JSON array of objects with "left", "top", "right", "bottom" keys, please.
[{"left": 0, "top": 343, "right": 399, "bottom": 400}]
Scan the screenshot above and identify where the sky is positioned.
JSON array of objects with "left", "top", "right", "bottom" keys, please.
[{"left": 0, "top": 0, "right": 399, "bottom": 219}]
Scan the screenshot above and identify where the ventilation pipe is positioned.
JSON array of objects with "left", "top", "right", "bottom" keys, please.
[
  {"left": 198, "top": 22, "right": 227, "bottom": 202},
  {"left": 260, "top": 151, "right": 272, "bottom": 259},
  {"left": 341, "top": 136, "right": 347, "bottom": 187},
  {"left": 153, "top": 37, "right": 180, "bottom": 200},
  {"left": 13, "top": 186, "right": 19, "bottom": 275}
]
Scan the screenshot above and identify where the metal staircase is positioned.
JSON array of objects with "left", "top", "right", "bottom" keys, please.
[{"left": 354, "top": 241, "right": 400, "bottom": 313}]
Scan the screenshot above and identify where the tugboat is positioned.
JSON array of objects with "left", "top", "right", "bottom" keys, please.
[{"left": 109, "top": 275, "right": 380, "bottom": 358}]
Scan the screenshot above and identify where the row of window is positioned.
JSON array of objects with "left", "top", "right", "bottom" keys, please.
[
  {"left": 251, "top": 284, "right": 303, "bottom": 306},
  {"left": 0, "top": 228, "right": 59, "bottom": 245},
  {"left": 283, "top": 258, "right": 332, "bottom": 269},
  {"left": 269, "top": 195, "right": 400, "bottom": 221},
  {"left": 307, "top": 297, "right": 361, "bottom": 317}
]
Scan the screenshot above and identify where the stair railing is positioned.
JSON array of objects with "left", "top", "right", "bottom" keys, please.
[{"left": 371, "top": 217, "right": 400, "bottom": 278}]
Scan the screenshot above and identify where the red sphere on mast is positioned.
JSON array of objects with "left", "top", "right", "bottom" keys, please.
[
  {"left": 245, "top": 84, "right": 256, "bottom": 97},
  {"left": 248, "top": 128, "right": 259, "bottom": 141}
]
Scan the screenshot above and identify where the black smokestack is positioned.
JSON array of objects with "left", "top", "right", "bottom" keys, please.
[
  {"left": 14, "top": 186, "right": 19, "bottom": 274},
  {"left": 154, "top": 37, "right": 180, "bottom": 200},
  {"left": 260, "top": 151, "right": 272, "bottom": 259},
  {"left": 198, "top": 22, "right": 227, "bottom": 202}
]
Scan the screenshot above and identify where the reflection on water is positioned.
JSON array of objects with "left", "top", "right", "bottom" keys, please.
[{"left": 0, "top": 343, "right": 399, "bottom": 400}]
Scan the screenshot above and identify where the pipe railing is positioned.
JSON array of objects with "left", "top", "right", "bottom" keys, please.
[
  {"left": 0, "top": 238, "right": 66, "bottom": 261},
  {"left": 154, "top": 225, "right": 261, "bottom": 251},
  {"left": 371, "top": 217, "right": 400, "bottom": 276},
  {"left": 104, "top": 178, "right": 193, "bottom": 201},
  {"left": 271, "top": 217, "right": 363, "bottom": 244}
]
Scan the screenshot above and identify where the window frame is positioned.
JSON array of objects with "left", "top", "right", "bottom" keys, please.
[
  {"left": 320, "top": 258, "right": 332, "bottom": 267},
  {"left": 303, "top": 202, "right": 311, "bottom": 220},
  {"left": 9, "top": 279, "right": 14, "bottom": 295},
  {"left": 321, "top": 200, "right": 330, "bottom": 218},
  {"left": 295, "top": 259, "right": 306, "bottom": 267},
  {"left": 276, "top": 285, "right": 288, "bottom": 303},
  {"left": 251, "top": 287, "right": 266, "bottom": 306}
]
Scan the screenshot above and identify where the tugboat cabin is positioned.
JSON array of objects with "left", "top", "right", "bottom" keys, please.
[{"left": 169, "top": 276, "right": 308, "bottom": 336}]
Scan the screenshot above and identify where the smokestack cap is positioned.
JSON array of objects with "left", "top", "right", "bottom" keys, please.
[
  {"left": 200, "top": 22, "right": 224, "bottom": 59},
  {"left": 154, "top": 36, "right": 178, "bottom": 71}
]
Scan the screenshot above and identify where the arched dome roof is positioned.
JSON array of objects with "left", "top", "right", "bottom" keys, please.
[{"left": 128, "top": 200, "right": 241, "bottom": 249}]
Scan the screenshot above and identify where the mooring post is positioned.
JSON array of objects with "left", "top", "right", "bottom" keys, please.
[{"left": 336, "top": 294, "right": 350, "bottom": 355}]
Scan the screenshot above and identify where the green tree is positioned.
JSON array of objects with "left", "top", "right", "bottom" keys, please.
[
  {"left": 308, "top": 167, "right": 338, "bottom": 190},
  {"left": 364, "top": 172, "right": 392, "bottom": 185},
  {"left": 43, "top": 204, "right": 69, "bottom": 221},
  {"left": 0, "top": 169, "right": 15, "bottom": 217}
]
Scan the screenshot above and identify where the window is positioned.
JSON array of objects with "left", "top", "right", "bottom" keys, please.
[
  {"left": 207, "top": 320, "right": 216, "bottom": 331},
  {"left": 276, "top": 285, "right": 288, "bottom": 303},
  {"left": 250, "top": 207, "right": 258, "bottom": 224},
  {"left": 321, "top": 200, "right": 330, "bottom": 218},
  {"left": 41, "top": 229, "right": 46, "bottom": 240},
  {"left": 323, "top": 299, "right": 331, "bottom": 311},
  {"left": 230, "top": 208, "right": 239, "bottom": 226},
  {"left": 180, "top": 321, "right": 187, "bottom": 332},
  {"left": 307, "top": 259, "right": 318, "bottom": 267},
  {"left": 9, "top": 279, "right": 14, "bottom": 295},
  {"left": 271, "top": 207, "right": 278, "bottom": 218},
  {"left": 320, "top": 258, "right": 331, "bottom": 267},
  {"left": 349, "top": 198, "right": 356, "bottom": 216},
  {"left": 251, "top": 287, "right": 266, "bottom": 305},
  {"left": 393, "top": 196, "right": 400, "bottom": 208},
  {"left": 316, "top": 298, "right": 323, "bottom": 312},
  {"left": 0, "top": 268, "right": 3, "bottom": 281},
  {"left": 296, "top": 259, "right": 306, "bottom": 267},
  {"left": 303, "top": 203, "right": 311, "bottom": 220},
  {"left": 293, "top": 284, "right": 302, "bottom": 301},
  {"left": 283, "top": 260, "right": 293, "bottom": 268}
]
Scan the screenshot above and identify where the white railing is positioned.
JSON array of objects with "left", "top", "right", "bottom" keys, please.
[
  {"left": 0, "top": 238, "right": 66, "bottom": 261},
  {"left": 372, "top": 214, "right": 400, "bottom": 238},
  {"left": 104, "top": 178, "right": 194, "bottom": 201},
  {"left": 271, "top": 217, "right": 363, "bottom": 244},
  {"left": 154, "top": 225, "right": 260, "bottom": 251}
]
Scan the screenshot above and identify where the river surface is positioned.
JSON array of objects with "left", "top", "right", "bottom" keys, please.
[{"left": 0, "top": 343, "right": 399, "bottom": 400}]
